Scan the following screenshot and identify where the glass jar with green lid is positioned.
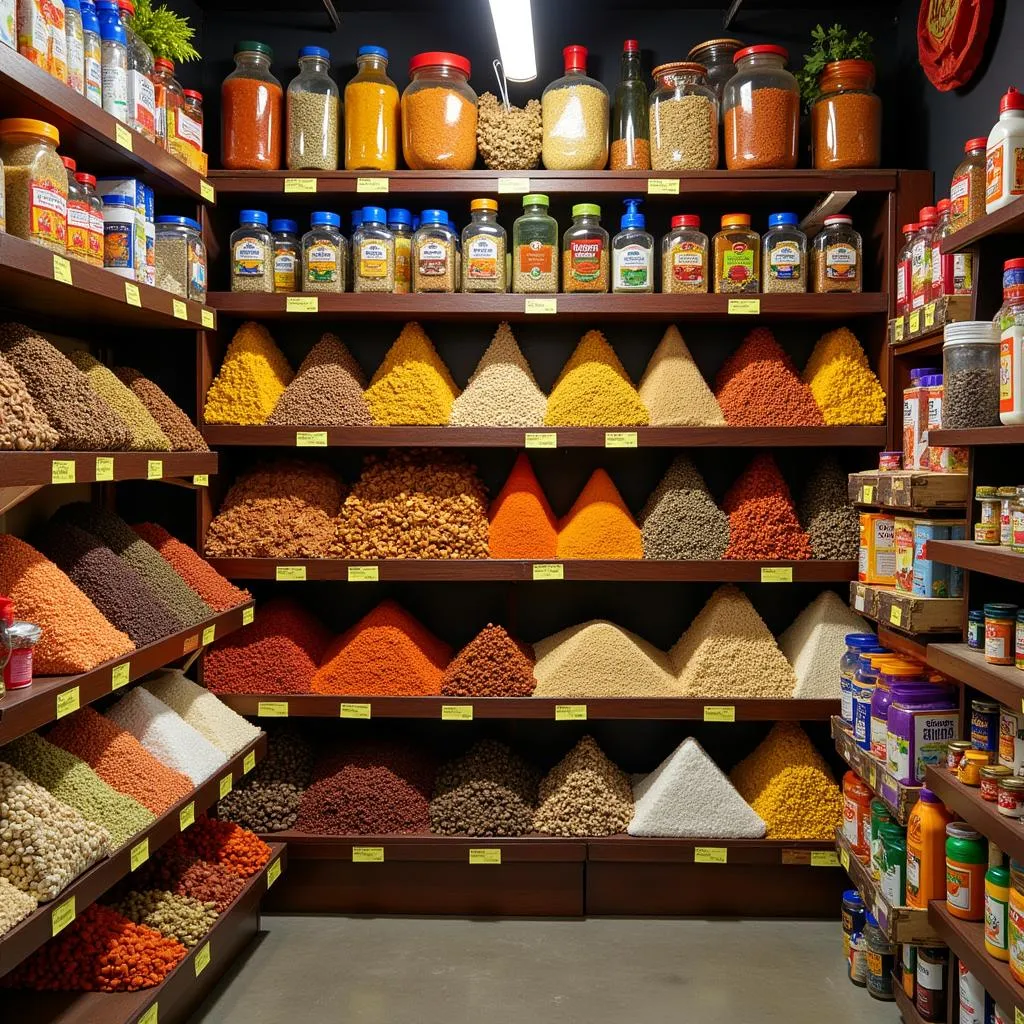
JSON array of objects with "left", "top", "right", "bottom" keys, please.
[
  {"left": 869, "top": 799, "right": 894, "bottom": 881},
  {"left": 878, "top": 821, "right": 907, "bottom": 906},
  {"left": 512, "top": 193, "right": 558, "bottom": 294},
  {"left": 562, "top": 203, "right": 609, "bottom": 293}
]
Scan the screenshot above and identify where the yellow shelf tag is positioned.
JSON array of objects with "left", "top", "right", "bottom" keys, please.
[
  {"left": 605, "top": 431, "right": 638, "bottom": 448},
  {"left": 276, "top": 566, "right": 307, "bottom": 582},
  {"left": 202, "top": 625, "right": 216, "bottom": 647},
  {"left": 52, "top": 896, "right": 76, "bottom": 936},
  {"left": 296, "top": 430, "right": 328, "bottom": 447},
  {"left": 243, "top": 750, "right": 256, "bottom": 775},
  {"left": 286, "top": 295, "right": 319, "bottom": 313},
  {"left": 862, "top": 485, "right": 875, "bottom": 504},
  {"left": 532, "top": 563, "right": 564, "bottom": 581},
  {"left": 138, "top": 1004, "right": 158, "bottom": 1024},
  {"left": 811, "top": 850, "right": 840, "bottom": 868},
  {"left": 193, "top": 474, "right": 209, "bottom": 487},
  {"left": 760, "top": 567, "right": 793, "bottom": 583},
  {"left": 53, "top": 254, "right": 73, "bottom": 284},
  {"left": 554, "top": 704, "right": 587, "bottom": 721},
  {"left": 894, "top": 319, "right": 905, "bottom": 342},
  {"left": 352, "top": 846, "right": 385, "bottom": 862},
  {"left": 95, "top": 456, "right": 115, "bottom": 481},
  {"left": 924, "top": 303, "right": 936, "bottom": 329},
  {"left": 647, "top": 177, "right": 680, "bottom": 195},
  {"left": 909, "top": 310, "right": 921, "bottom": 334},
  {"left": 840, "top": 847, "right": 850, "bottom": 871},
  {"left": 890, "top": 605, "right": 903, "bottom": 627},
  {"left": 524, "top": 432, "right": 556, "bottom": 449},
  {"left": 172, "top": 298, "right": 188, "bottom": 320},
  {"left": 51, "top": 459, "right": 76, "bottom": 484},
  {"left": 219, "top": 773, "right": 233, "bottom": 799},
  {"left": 125, "top": 281, "right": 142, "bottom": 307},
  {"left": 131, "top": 838, "right": 150, "bottom": 872},
  {"left": 56, "top": 686, "right": 80, "bottom": 719},
  {"left": 194, "top": 941, "right": 211, "bottom": 977},
  {"left": 441, "top": 704, "right": 473, "bottom": 721},
  {"left": 284, "top": 177, "right": 317, "bottom": 193},
  {"left": 115, "top": 123, "right": 133, "bottom": 151},
  {"left": 347, "top": 565, "right": 379, "bottom": 582},
  {"left": 703, "top": 705, "right": 735, "bottom": 723},
  {"left": 525, "top": 297, "right": 557, "bottom": 314},
  {"left": 257, "top": 701, "right": 289, "bottom": 717},
  {"left": 469, "top": 848, "right": 501, "bottom": 865},
  {"left": 199, "top": 179, "right": 215, "bottom": 202},
  {"left": 694, "top": 847, "right": 728, "bottom": 864},
  {"left": 112, "top": 662, "right": 131, "bottom": 689},
  {"left": 341, "top": 703, "right": 372, "bottom": 719},
  {"left": 267, "top": 858, "right": 282, "bottom": 888},
  {"left": 497, "top": 176, "right": 530, "bottom": 194},
  {"left": 179, "top": 801, "right": 195, "bottom": 831},
  {"left": 356, "top": 176, "right": 389, "bottom": 193},
  {"left": 242, "top": 606, "right": 255, "bottom": 626},
  {"left": 201, "top": 308, "right": 215, "bottom": 329},
  {"left": 727, "top": 298, "right": 761, "bottom": 315},
  {"left": 147, "top": 459, "right": 163, "bottom": 480}
]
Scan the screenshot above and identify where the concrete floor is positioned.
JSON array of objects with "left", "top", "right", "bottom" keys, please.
[{"left": 188, "top": 915, "right": 901, "bottom": 1024}]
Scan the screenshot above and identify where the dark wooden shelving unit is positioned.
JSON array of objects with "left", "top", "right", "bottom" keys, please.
[
  {"left": 0, "top": 734, "right": 267, "bottom": 979},
  {"left": 890, "top": 330, "right": 943, "bottom": 357},
  {"left": 940, "top": 197, "right": 1024, "bottom": 253},
  {"left": 0, "top": 602, "right": 254, "bottom": 745},
  {"left": 831, "top": 717, "right": 920, "bottom": 824},
  {"left": 892, "top": 972, "right": 927, "bottom": 1024},
  {"left": 927, "top": 643, "right": 1024, "bottom": 709},
  {"left": 930, "top": 426, "right": 1024, "bottom": 446},
  {"left": 0, "top": 451, "right": 218, "bottom": 487},
  {"left": 926, "top": 540, "right": 1024, "bottom": 583}
]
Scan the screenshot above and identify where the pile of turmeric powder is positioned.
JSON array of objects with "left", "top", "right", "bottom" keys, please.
[
  {"left": 489, "top": 454, "right": 558, "bottom": 559},
  {"left": 557, "top": 469, "right": 642, "bottom": 560},
  {"left": 204, "top": 322, "right": 293, "bottom": 425}
]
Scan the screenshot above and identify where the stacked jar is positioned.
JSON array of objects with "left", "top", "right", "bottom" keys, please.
[{"left": 812, "top": 216, "right": 862, "bottom": 293}]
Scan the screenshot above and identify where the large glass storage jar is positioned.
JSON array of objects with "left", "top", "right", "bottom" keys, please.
[
  {"left": 688, "top": 37, "right": 742, "bottom": 106},
  {"left": 152, "top": 57, "right": 183, "bottom": 152},
  {"left": 512, "top": 193, "right": 558, "bottom": 293},
  {"left": 542, "top": 45, "right": 609, "bottom": 171},
  {"left": 402, "top": 51, "right": 477, "bottom": 170},
  {"left": 287, "top": 46, "right": 339, "bottom": 171},
  {"left": 649, "top": 61, "right": 718, "bottom": 170},
  {"left": 723, "top": 44, "right": 799, "bottom": 170},
  {"left": 155, "top": 215, "right": 206, "bottom": 301},
  {"left": 562, "top": 203, "right": 608, "bottom": 293},
  {"left": 345, "top": 45, "right": 399, "bottom": 171},
  {"left": 812, "top": 215, "right": 863, "bottom": 293},
  {"left": 811, "top": 59, "right": 881, "bottom": 170},
  {"left": 222, "top": 41, "right": 283, "bottom": 171},
  {"left": 117, "top": 0, "right": 156, "bottom": 142},
  {"left": 942, "top": 321, "right": 1000, "bottom": 429},
  {"left": 0, "top": 118, "right": 67, "bottom": 253}
]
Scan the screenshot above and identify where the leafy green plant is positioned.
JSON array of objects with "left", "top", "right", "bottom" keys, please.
[
  {"left": 796, "top": 24, "right": 875, "bottom": 110},
  {"left": 127, "top": 0, "right": 200, "bottom": 62}
]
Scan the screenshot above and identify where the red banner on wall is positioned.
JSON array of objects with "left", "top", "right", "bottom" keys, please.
[{"left": 917, "top": 0, "right": 995, "bottom": 91}]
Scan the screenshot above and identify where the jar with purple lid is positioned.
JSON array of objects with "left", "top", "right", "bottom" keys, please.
[
  {"left": 870, "top": 671, "right": 928, "bottom": 761},
  {"left": 841, "top": 634, "right": 884, "bottom": 725},
  {"left": 887, "top": 685, "right": 959, "bottom": 784}
]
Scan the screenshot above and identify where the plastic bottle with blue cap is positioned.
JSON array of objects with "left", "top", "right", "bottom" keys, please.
[
  {"left": 271, "top": 219, "right": 301, "bottom": 293},
  {"left": 412, "top": 209, "right": 456, "bottom": 292},
  {"left": 96, "top": 1, "right": 128, "bottom": 124},
  {"left": 230, "top": 210, "right": 273, "bottom": 292},
  {"left": 388, "top": 208, "right": 413, "bottom": 292},
  {"left": 353, "top": 206, "right": 395, "bottom": 293},
  {"left": 287, "top": 45, "right": 340, "bottom": 171},
  {"left": 302, "top": 211, "right": 346, "bottom": 292},
  {"left": 612, "top": 198, "right": 654, "bottom": 293},
  {"left": 762, "top": 211, "right": 807, "bottom": 292}
]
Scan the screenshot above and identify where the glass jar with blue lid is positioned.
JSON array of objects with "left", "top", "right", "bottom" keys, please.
[
  {"left": 287, "top": 46, "right": 340, "bottom": 170},
  {"left": 155, "top": 215, "right": 206, "bottom": 302},
  {"left": 762, "top": 212, "right": 807, "bottom": 293}
]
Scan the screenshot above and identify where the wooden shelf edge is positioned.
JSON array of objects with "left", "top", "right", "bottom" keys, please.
[
  {"left": 927, "top": 643, "right": 1024, "bottom": 708},
  {"left": 941, "top": 197, "right": 1024, "bottom": 253},
  {"left": 0, "top": 451, "right": 218, "bottom": 489},
  {"left": 930, "top": 427, "right": 1024, "bottom": 446},
  {"left": 926, "top": 540, "right": 1024, "bottom": 583}
]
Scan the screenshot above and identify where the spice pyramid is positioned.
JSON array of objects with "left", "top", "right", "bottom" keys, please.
[
  {"left": 669, "top": 585, "right": 796, "bottom": 698},
  {"left": 268, "top": 333, "right": 371, "bottom": 426},
  {"left": 558, "top": 468, "right": 643, "bottom": 559},
  {"left": 802, "top": 327, "right": 886, "bottom": 424},
  {"left": 637, "top": 326, "right": 724, "bottom": 426},
  {"left": 798, "top": 457, "right": 859, "bottom": 560},
  {"left": 640, "top": 456, "right": 730, "bottom": 560},
  {"left": 0, "top": 350, "right": 57, "bottom": 451},
  {"left": 730, "top": 723, "right": 843, "bottom": 839},
  {"left": 533, "top": 620, "right": 678, "bottom": 698},
  {"left": 203, "top": 321, "right": 294, "bottom": 425},
  {"left": 629, "top": 738, "right": 766, "bottom": 838},
  {"left": 112, "top": 367, "right": 210, "bottom": 452},
  {"left": 722, "top": 454, "right": 812, "bottom": 560},
  {"left": 533, "top": 736, "right": 633, "bottom": 836},
  {"left": 449, "top": 322, "right": 548, "bottom": 426},
  {"left": 311, "top": 600, "right": 451, "bottom": 696},
  {"left": 779, "top": 590, "right": 872, "bottom": 699},
  {"left": 544, "top": 329, "right": 650, "bottom": 426},
  {"left": 364, "top": 322, "right": 459, "bottom": 425},
  {"left": 714, "top": 327, "right": 824, "bottom": 426},
  {"left": 441, "top": 624, "right": 537, "bottom": 697},
  {"left": 488, "top": 453, "right": 558, "bottom": 559}
]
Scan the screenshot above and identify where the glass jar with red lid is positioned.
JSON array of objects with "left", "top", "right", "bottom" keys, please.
[
  {"left": 180, "top": 90, "right": 204, "bottom": 154},
  {"left": 402, "top": 51, "right": 477, "bottom": 170},
  {"left": 896, "top": 222, "right": 918, "bottom": 316},
  {"left": 950, "top": 137, "right": 987, "bottom": 231},
  {"left": 723, "top": 44, "right": 799, "bottom": 170},
  {"left": 662, "top": 214, "right": 708, "bottom": 293}
]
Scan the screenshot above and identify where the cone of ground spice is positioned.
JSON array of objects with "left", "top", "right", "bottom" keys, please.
[
  {"left": 488, "top": 453, "right": 558, "bottom": 559},
  {"left": 112, "top": 367, "right": 210, "bottom": 452},
  {"left": 640, "top": 456, "right": 730, "bottom": 560},
  {"left": 802, "top": 326, "right": 886, "bottom": 424},
  {"left": 638, "top": 326, "right": 724, "bottom": 426},
  {"left": 557, "top": 468, "right": 642, "bottom": 559},
  {"left": 204, "top": 321, "right": 293, "bottom": 425},
  {"left": 722, "top": 454, "right": 811, "bottom": 560},
  {"left": 441, "top": 624, "right": 536, "bottom": 697}
]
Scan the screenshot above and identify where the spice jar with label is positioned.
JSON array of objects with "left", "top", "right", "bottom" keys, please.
[
  {"left": 178, "top": 90, "right": 204, "bottom": 156},
  {"left": 0, "top": 119, "right": 68, "bottom": 254},
  {"left": 761, "top": 212, "right": 806, "bottom": 292},
  {"left": 1000, "top": 487, "right": 1017, "bottom": 544},
  {"left": 353, "top": 206, "right": 395, "bottom": 293},
  {"left": 864, "top": 913, "right": 895, "bottom": 1001},
  {"left": 230, "top": 209, "right": 273, "bottom": 292},
  {"left": 968, "top": 609, "right": 985, "bottom": 649},
  {"left": 271, "top": 219, "right": 300, "bottom": 293},
  {"left": 74, "top": 171, "right": 104, "bottom": 267},
  {"left": 102, "top": 193, "right": 136, "bottom": 278},
  {"left": 981, "top": 765, "right": 1012, "bottom": 802},
  {"left": 986, "top": 603, "right": 1018, "bottom": 665},
  {"left": 562, "top": 203, "right": 608, "bottom": 293},
  {"left": 388, "top": 208, "right": 413, "bottom": 293},
  {"left": 152, "top": 57, "right": 183, "bottom": 152},
  {"left": 413, "top": 208, "right": 456, "bottom": 293},
  {"left": 713, "top": 212, "right": 759, "bottom": 293},
  {"left": 661, "top": 215, "right": 708, "bottom": 294},
  {"left": 915, "top": 947, "right": 948, "bottom": 1022},
  {"left": 611, "top": 198, "right": 654, "bottom": 293},
  {"left": 118, "top": 0, "right": 156, "bottom": 141},
  {"left": 812, "top": 215, "right": 862, "bottom": 293},
  {"left": 512, "top": 194, "right": 558, "bottom": 294},
  {"left": 462, "top": 198, "right": 507, "bottom": 293},
  {"left": 222, "top": 41, "right": 283, "bottom": 171},
  {"left": 950, "top": 137, "right": 988, "bottom": 231},
  {"left": 1000, "top": 777, "right": 1024, "bottom": 817},
  {"left": 946, "top": 821, "right": 986, "bottom": 921},
  {"left": 302, "top": 211, "right": 346, "bottom": 293},
  {"left": 63, "top": 157, "right": 91, "bottom": 263}
]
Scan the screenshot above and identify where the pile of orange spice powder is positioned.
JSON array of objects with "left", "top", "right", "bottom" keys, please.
[
  {"left": 488, "top": 454, "right": 558, "bottom": 559},
  {"left": 557, "top": 469, "right": 643, "bottom": 560},
  {"left": 723, "top": 454, "right": 811, "bottom": 560}
]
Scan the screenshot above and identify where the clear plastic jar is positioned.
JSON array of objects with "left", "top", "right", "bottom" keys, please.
[
  {"left": 155, "top": 215, "right": 205, "bottom": 301},
  {"left": 812, "top": 215, "right": 862, "bottom": 293},
  {"left": 222, "top": 41, "right": 283, "bottom": 171},
  {"left": 950, "top": 137, "right": 988, "bottom": 231},
  {"left": 542, "top": 44, "right": 609, "bottom": 171},
  {"left": 560, "top": 203, "right": 608, "bottom": 294},
  {"left": 118, "top": 0, "right": 155, "bottom": 141},
  {"left": 895, "top": 222, "right": 917, "bottom": 316},
  {"left": 811, "top": 59, "right": 881, "bottom": 170},
  {"left": 48, "top": 0, "right": 68, "bottom": 83},
  {"left": 0, "top": 118, "right": 67, "bottom": 253},
  {"left": 74, "top": 171, "right": 104, "bottom": 266},
  {"left": 152, "top": 57, "right": 183, "bottom": 152},
  {"left": 231, "top": 209, "right": 273, "bottom": 293},
  {"left": 345, "top": 45, "right": 399, "bottom": 171},
  {"left": 688, "top": 37, "right": 742, "bottom": 107},
  {"left": 713, "top": 212, "right": 759, "bottom": 293},
  {"left": 302, "top": 211, "right": 345, "bottom": 293},
  {"left": 353, "top": 205, "right": 395, "bottom": 293},
  {"left": 402, "top": 51, "right": 477, "bottom": 170},
  {"left": 63, "top": 156, "right": 92, "bottom": 263},
  {"left": 661, "top": 214, "right": 708, "bottom": 293},
  {"left": 512, "top": 193, "right": 558, "bottom": 293},
  {"left": 64, "top": 0, "right": 86, "bottom": 95},
  {"left": 271, "top": 218, "right": 300, "bottom": 293},
  {"left": 388, "top": 208, "right": 413, "bottom": 294},
  {"left": 762, "top": 212, "right": 807, "bottom": 293},
  {"left": 723, "top": 44, "right": 799, "bottom": 170},
  {"left": 942, "top": 321, "right": 1000, "bottom": 429},
  {"left": 412, "top": 208, "right": 456, "bottom": 293},
  {"left": 96, "top": 1, "right": 128, "bottom": 125},
  {"left": 649, "top": 61, "right": 718, "bottom": 170},
  {"left": 80, "top": 0, "right": 102, "bottom": 106},
  {"left": 287, "top": 46, "right": 340, "bottom": 171},
  {"left": 462, "top": 198, "right": 507, "bottom": 293}
]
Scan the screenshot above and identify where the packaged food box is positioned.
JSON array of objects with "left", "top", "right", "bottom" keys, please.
[
  {"left": 859, "top": 512, "right": 896, "bottom": 585},
  {"left": 913, "top": 519, "right": 967, "bottom": 597},
  {"left": 894, "top": 516, "right": 916, "bottom": 592}
]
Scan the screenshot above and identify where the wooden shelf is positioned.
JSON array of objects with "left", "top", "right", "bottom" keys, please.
[
  {"left": 207, "top": 558, "right": 858, "bottom": 583},
  {"left": 926, "top": 540, "right": 1024, "bottom": 583},
  {"left": 851, "top": 582, "right": 964, "bottom": 637},
  {"left": 928, "top": 643, "right": 1024, "bottom": 708},
  {"left": 876, "top": 626, "right": 940, "bottom": 662},
  {"left": 941, "top": 197, "right": 1024, "bottom": 253},
  {"left": 0, "top": 602, "right": 254, "bottom": 745},
  {"left": 930, "top": 427, "right": 1024, "bottom": 446},
  {"left": 0, "top": 734, "right": 268, "bottom": 979},
  {"left": 0, "top": 47, "right": 213, "bottom": 202},
  {"left": 205, "top": 291, "right": 888, "bottom": 322},
  {"left": 0, "top": 235, "right": 215, "bottom": 331},
  {"left": 585, "top": 835, "right": 836, "bottom": 864},
  {"left": 848, "top": 471, "right": 968, "bottom": 512},
  {"left": 890, "top": 330, "right": 943, "bottom": 356},
  {"left": 928, "top": 902, "right": 1024, "bottom": 1020},
  {"left": 1, "top": 844, "right": 286, "bottom": 1024},
  {"left": 0, "top": 451, "right": 217, "bottom": 487},
  {"left": 221, "top": 693, "right": 838, "bottom": 721},
  {"left": 893, "top": 974, "right": 927, "bottom": 1024},
  {"left": 202, "top": 424, "right": 887, "bottom": 449}
]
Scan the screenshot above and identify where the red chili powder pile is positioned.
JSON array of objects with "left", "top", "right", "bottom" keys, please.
[
  {"left": 557, "top": 468, "right": 643, "bottom": 559},
  {"left": 311, "top": 600, "right": 451, "bottom": 696},
  {"left": 715, "top": 327, "right": 825, "bottom": 426},
  {"left": 204, "top": 598, "right": 332, "bottom": 694},
  {"left": 441, "top": 624, "right": 536, "bottom": 697},
  {"left": 723, "top": 454, "right": 812, "bottom": 560},
  {"left": 488, "top": 453, "right": 558, "bottom": 559}
]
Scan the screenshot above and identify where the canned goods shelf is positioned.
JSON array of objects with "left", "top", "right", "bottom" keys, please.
[{"left": 927, "top": 643, "right": 1024, "bottom": 711}]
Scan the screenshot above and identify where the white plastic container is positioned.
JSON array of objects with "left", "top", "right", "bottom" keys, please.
[
  {"left": 998, "top": 258, "right": 1024, "bottom": 425},
  {"left": 102, "top": 193, "right": 136, "bottom": 278},
  {"left": 986, "top": 87, "right": 1024, "bottom": 214}
]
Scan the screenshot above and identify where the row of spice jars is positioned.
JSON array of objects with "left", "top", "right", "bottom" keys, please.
[
  {"left": 965, "top": 602, "right": 1024, "bottom": 669},
  {"left": 895, "top": 202, "right": 974, "bottom": 315},
  {"left": 973, "top": 487, "right": 1022, "bottom": 548}
]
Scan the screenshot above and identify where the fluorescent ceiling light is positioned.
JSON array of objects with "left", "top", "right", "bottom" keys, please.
[{"left": 488, "top": 0, "right": 537, "bottom": 82}]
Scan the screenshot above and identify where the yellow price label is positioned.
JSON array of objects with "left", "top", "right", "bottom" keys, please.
[
  {"left": 243, "top": 606, "right": 255, "bottom": 626},
  {"left": 694, "top": 847, "right": 728, "bottom": 864},
  {"left": 647, "top": 177, "right": 680, "bottom": 195},
  {"left": 243, "top": 750, "right": 256, "bottom": 775},
  {"left": 441, "top": 704, "right": 473, "bottom": 721},
  {"left": 347, "top": 566, "right": 379, "bottom": 582},
  {"left": 199, "top": 180, "right": 215, "bottom": 203},
  {"left": 219, "top": 773, "right": 232, "bottom": 799},
  {"left": 554, "top": 704, "right": 587, "bottom": 721},
  {"left": 532, "top": 563, "right": 564, "bottom": 581},
  {"left": 760, "top": 567, "right": 793, "bottom": 583},
  {"left": 352, "top": 846, "right": 385, "bottom": 862},
  {"left": 257, "top": 701, "right": 289, "bottom": 717},
  {"left": 284, "top": 177, "right": 317, "bottom": 193},
  {"left": 703, "top": 705, "right": 736, "bottom": 723},
  {"left": 469, "top": 848, "right": 501, "bottom": 865},
  {"left": 276, "top": 566, "right": 307, "bottom": 582},
  {"left": 605, "top": 431, "right": 638, "bottom": 448},
  {"left": 51, "top": 896, "right": 76, "bottom": 937},
  {"left": 147, "top": 459, "right": 163, "bottom": 480},
  {"left": 52, "top": 254, "right": 73, "bottom": 284},
  {"left": 267, "top": 858, "right": 282, "bottom": 888},
  {"left": 115, "top": 123, "right": 133, "bottom": 151},
  {"left": 356, "top": 176, "right": 389, "bottom": 193},
  {"left": 56, "top": 687, "right": 80, "bottom": 719},
  {"left": 201, "top": 308, "right": 215, "bottom": 329},
  {"left": 172, "top": 299, "right": 188, "bottom": 320},
  {"left": 51, "top": 459, "right": 76, "bottom": 484},
  {"left": 890, "top": 605, "right": 903, "bottom": 627},
  {"left": 728, "top": 299, "right": 761, "bottom": 315},
  {"left": 286, "top": 296, "right": 319, "bottom": 313},
  {"left": 193, "top": 474, "right": 209, "bottom": 487},
  {"left": 125, "top": 281, "right": 142, "bottom": 307},
  {"left": 194, "top": 941, "right": 211, "bottom": 977},
  {"left": 811, "top": 851, "right": 840, "bottom": 868},
  {"left": 894, "top": 319, "right": 905, "bottom": 342},
  {"left": 840, "top": 847, "right": 850, "bottom": 871},
  {"left": 112, "top": 662, "right": 131, "bottom": 689},
  {"left": 893, "top": 478, "right": 905, "bottom": 491},
  {"left": 296, "top": 430, "right": 328, "bottom": 447},
  {"left": 924, "top": 303, "right": 936, "bottom": 329},
  {"left": 138, "top": 1004, "right": 158, "bottom": 1024},
  {"left": 909, "top": 310, "right": 921, "bottom": 334},
  {"left": 202, "top": 625, "right": 216, "bottom": 646},
  {"left": 497, "top": 176, "right": 530, "bottom": 194},
  {"left": 862, "top": 485, "right": 875, "bottom": 503},
  {"left": 179, "top": 801, "right": 195, "bottom": 831},
  {"left": 131, "top": 838, "right": 150, "bottom": 871},
  {"left": 524, "top": 432, "right": 556, "bottom": 449},
  {"left": 341, "top": 703, "right": 372, "bottom": 719},
  {"left": 525, "top": 298, "right": 557, "bottom": 314},
  {"left": 95, "top": 456, "right": 115, "bottom": 481}
]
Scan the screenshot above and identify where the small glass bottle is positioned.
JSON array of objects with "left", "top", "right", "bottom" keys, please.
[
  {"left": 117, "top": 0, "right": 155, "bottom": 142},
  {"left": 178, "top": 89, "right": 204, "bottom": 155},
  {"left": 230, "top": 209, "right": 273, "bottom": 293},
  {"left": 412, "top": 209, "right": 456, "bottom": 293},
  {"left": 462, "top": 198, "right": 507, "bottom": 293},
  {"left": 713, "top": 213, "right": 760, "bottom": 293},
  {"left": 74, "top": 171, "right": 105, "bottom": 267},
  {"left": 64, "top": 0, "right": 86, "bottom": 96},
  {"left": 63, "top": 156, "right": 92, "bottom": 263},
  {"left": 79, "top": 0, "right": 102, "bottom": 107},
  {"left": 909, "top": 208, "right": 936, "bottom": 308},
  {"left": 661, "top": 214, "right": 708, "bottom": 294},
  {"left": 345, "top": 45, "right": 399, "bottom": 171},
  {"left": 302, "top": 212, "right": 345, "bottom": 293},
  {"left": 96, "top": 1, "right": 128, "bottom": 125},
  {"left": 562, "top": 203, "right": 609, "bottom": 293},
  {"left": 152, "top": 57, "right": 183, "bottom": 152},
  {"left": 271, "top": 218, "right": 300, "bottom": 293},
  {"left": 512, "top": 193, "right": 558, "bottom": 293},
  {"left": 612, "top": 198, "right": 654, "bottom": 293},
  {"left": 761, "top": 212, "right": 807, "bottom": 293},
  {"left": 610, "top": 39, "right": 649, "bottom": 170},
  {"left": 388, "top": 208, "right": 413, "bottom": 293},
  {"left": 353, "top": 205, "right": 395, "bottom": 293},
  {"left": 813, "top": 215, "right": 863, "bottom": 294},
  {"left": 287, "top": 46, "right": 340, "bottom": 171}
]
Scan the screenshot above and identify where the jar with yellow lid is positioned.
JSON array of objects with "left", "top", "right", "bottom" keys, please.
[
  {"left": 462, "top": 198, "right": 507, "bottom": 293},
  {"left": 1011, "top": 486, "right": 1024, "bottom": 553},
  {"left": 958, "top": 749, "right": 991, "bottom": 786},
  {"left": 0, "top": 119, "right": 68, "bottom": 254},
  {"left": 713, "top": 212, "right": 759, "bottom": 293}
]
